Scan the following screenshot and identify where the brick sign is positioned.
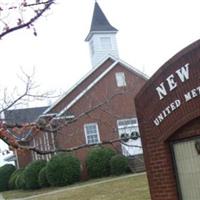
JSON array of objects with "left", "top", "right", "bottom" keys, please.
[{"left": 136, "top": 39, "right": 200, "bottom": 200}]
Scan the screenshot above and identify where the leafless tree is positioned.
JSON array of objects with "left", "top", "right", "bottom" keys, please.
[
  {"left": 0, "top": 0, "right": 56, "bottom": 156},
  {"left": 0, "top": 69, "right": 54, "bottom": 115},
  {"left": 0, "top": 0, "right": 55, "bottom": 39},
  {"left": 0, "top": 69, "right": 58, "bottom": 153},
  {"left": 0, "top": 87, "right": 142, "bottom": 157}
]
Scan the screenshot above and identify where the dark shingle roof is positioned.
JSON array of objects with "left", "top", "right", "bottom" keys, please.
[
  {"left": 85, "top": 2, "right": 118, "bottom": 41},
  {"left": 4, "top": 106, "right": 48, "bottom": 124}
]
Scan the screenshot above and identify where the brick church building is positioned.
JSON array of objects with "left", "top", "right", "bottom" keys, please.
[{"left": 5, "top": 2, "right": 148, "bottom": 177}]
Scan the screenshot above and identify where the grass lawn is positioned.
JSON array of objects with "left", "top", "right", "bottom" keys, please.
[{"left": 2, "top": 173, "right": 150, "bottom": 200}]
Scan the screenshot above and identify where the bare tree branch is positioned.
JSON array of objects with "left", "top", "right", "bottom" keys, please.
[
  {"left": 0, "top": 85, "right": 141, "bottom": 157},
  {"left": 0, "top": 0, "right": 55, "bottom": 39},
  {"left": 16, "top": 136, "right": 142, "bottom": 155},
  {"left": 0, "top": 69, "right": 57, "bottom": 114}
]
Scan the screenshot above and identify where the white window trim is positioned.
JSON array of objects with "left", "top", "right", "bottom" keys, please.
[
  {"left": 84, "top": 123, "right": 101, "bottom": 144},
  {"left": 43, "top": 134, "right": 47, "bottom": 161},
  {"left": 51, "top": 132, "right": 56, "bottom": 150},
  {"left": 115, "top": 72, "right": 126, "bottom": 87},
  {"left": 45, "top": 132, "right": 51, "bottom": 161},
  {"left": 33, "top": 139, "right": 38, "bottom": 160},
  {"left": 117, "top": 117, "right": 140, "bottom": 138},
  {"left": 39, "top": 137, "right": 44, "bottom": 160},
  {"left": 117, "top": 117, "right": 142, "bottom": 156},
  {"left": 117, "top": 118, "right": 138, "bottom": 128}
]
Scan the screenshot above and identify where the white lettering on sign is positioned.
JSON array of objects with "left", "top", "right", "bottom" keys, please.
[
  {"left": 166, "top": 74, "right": 177, "bottom": 91},
  {"left": 153, "top": 99, "right": 181, "bottom": 126},
  {"left": 153, "top": 85, "right": 200, "bottom": 127},
  {"left": 184, "top": 86, "right": 200, "bottom": 102},
  {"left": 156, "top": 63, "right": 190, "bottom": 100}
]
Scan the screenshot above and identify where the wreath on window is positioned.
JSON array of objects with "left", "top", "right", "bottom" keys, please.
[
  {"left": 120, "top": 132, "right": 140, "bottom": 142},
  {"left": 120, "top": 133, "right": 129, "bottom": 142},
  {"left": 130, "top": 131, "right": 139, "bottom": 140}
]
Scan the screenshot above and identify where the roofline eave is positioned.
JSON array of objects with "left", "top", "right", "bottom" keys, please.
[{"left": 85, "top": 30, "right": 118, "bottom": 41}]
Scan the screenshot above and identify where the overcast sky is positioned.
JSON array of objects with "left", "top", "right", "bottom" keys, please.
[{"left": 1, "top": 0, "right": 200, "bottom": 165}]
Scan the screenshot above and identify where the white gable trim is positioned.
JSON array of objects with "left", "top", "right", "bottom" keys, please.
[
  {"left": 43, "top": 54, "right": 148, "bottom": 116},
  {"left": 58, "top": 59, "right": 149, "bottom": 116},
  {"left": 43, "top": 55, "right": 117, "bottom": 115},
  {"left": 58, "top": 60, "right": 118, "bottom": 116},
  {"left": 117, "top": 59, "right": 149, "bottom": 80},
  {"left": 53, "top": 115, "right": 75, "bottom": 120}
]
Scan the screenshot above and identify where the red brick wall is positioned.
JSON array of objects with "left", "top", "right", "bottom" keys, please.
[
  {"left": 136, "top": 39, "right": 200, "bottom": 200},
  {"left": 54, "top": 63, "right": 146, "bottom": 179},
  {"left": 49, "top": 58, "right": 115, "bottom": 113},
  {"left": 139, "top": 117, "right": 200, "bottom": 200},
  {"left": 16, "top": 149, "right": 32, "bottom": 168},
  {"left": 22, "top": 60, "right": 146, "bottom": 178}
]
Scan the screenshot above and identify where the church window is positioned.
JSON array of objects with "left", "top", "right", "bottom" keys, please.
[
  {"left": 117, "top": 118, "right": 139, "bottom": 135},
  {"left": 115, "top": 72, "right": 126, "bottom": 87},
  {"left": 117, "top": 118, "right": 142, "bottom": 156},
  {"left": 84, "top": 123, "right": 100, "bottom": 144}
]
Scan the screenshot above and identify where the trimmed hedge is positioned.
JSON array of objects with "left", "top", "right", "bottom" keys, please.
[
  {"left": 86, "top": 147, "right": 116, "bottom": 178},
  {"left": 46, "top": 153, "right": 81, "bottom": 187},
  {"left": 38, "top": 166, "right": 49, "bottom": 188},
  {"left": 0, "top": 164, "right": 16, "bottom": 192},
  {"left": 15, "top": 170, "right": 26, "bottom": 190},
  {"left": 110, "top": 154, "right": 128, "bottom": 175},
  {"left": 9, "top": 168, "right": 24, "bottom": 190},
  {"left": 23, "top": 160, "right": 47, "bottom": 190}
]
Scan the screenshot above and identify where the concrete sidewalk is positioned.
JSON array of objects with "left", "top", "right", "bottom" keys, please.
[
  {"left": 12, "top": 172, "right": 146, "bottom": 200},
  {"left": 0, "top": 194, "right": 5, "bottom": 200}
]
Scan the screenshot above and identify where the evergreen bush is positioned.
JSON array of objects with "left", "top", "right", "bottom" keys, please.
[
  {"left": 38, "top": 166, "right": 50, "bottom": 188},
  {"left": 23, "top": 160, "right": 47, "bottom": 190},
  {"left": 15, "top": 170, "right": 26, "bottom": 190},
  {"left": 86, "top": 147, "right": 116, "bottom": 178},
  {"left": 0, "top": 164, "right": 16, "bottom": 192},
  {"left": 8, "top": 168, "right": 24, "bottom": 190},
  {"left": 46, "top": 153, "right": 81, "bottom": 187},
  {"left": 110, "top": 154, "right": 128, "bottom": 175}
]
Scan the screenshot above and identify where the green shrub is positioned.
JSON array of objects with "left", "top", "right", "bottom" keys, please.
[
  {"left": 38, "top": 166, "right": 50, "bottom": 188},
  {"left": 46, "top": 153, "right": 81, "bottom": 186},
  {"left": 23, "top": 160, "right": 47, "bottom": 190},
  {"left": 8, "top": 168, "right": 24, "bottom": 190},
  {"left": 15, "top": 170, "right": 26, "bottom": 190},
  {"left": 110, "top": 154, "right": 128, "bottom": 175},
  {"left": 0, "top": 164, "right": 16, "bottom": 192},
  {"left": 86, "top": 147, "right": 116, "bottom": 178}
]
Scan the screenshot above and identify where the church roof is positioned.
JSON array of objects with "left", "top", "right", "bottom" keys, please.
[
  {"left": 4, "top": 106, "right": 48, "bottom": 124},
  {"left": 4, "top": 106, "right": 48, "bottom": 140},
  {"left": 85, "top": 2, "right": 118, "bottom": 41}
]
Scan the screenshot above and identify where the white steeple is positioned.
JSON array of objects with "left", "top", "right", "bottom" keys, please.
[{"left": 85, "top": 2, "right": 119, "bottom": 67}]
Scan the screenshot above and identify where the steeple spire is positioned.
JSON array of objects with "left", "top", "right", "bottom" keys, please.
[
  {"left": 85, "top": 2, "right": 119, "bottom": 67},
  {"left": 85, "top": 2, "right": 118, "bottom": 41}
]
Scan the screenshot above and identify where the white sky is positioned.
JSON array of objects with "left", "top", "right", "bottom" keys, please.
[{"left": 1, "top": 0, "right": 200, "bottom": 165}]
